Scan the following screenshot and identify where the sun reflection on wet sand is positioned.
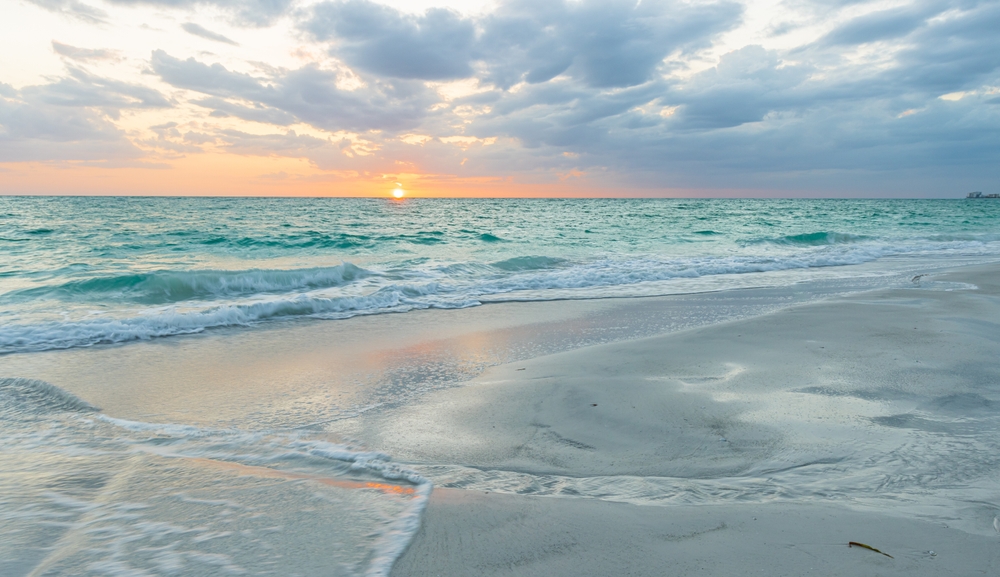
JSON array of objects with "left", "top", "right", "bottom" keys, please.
[{"left": 187, "top": 456, "right": 417, "bottom": 495}]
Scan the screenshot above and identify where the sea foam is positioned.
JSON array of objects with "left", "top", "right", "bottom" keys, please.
[{"left": 0, "top": 377, "right": 431, "bottom": 576}]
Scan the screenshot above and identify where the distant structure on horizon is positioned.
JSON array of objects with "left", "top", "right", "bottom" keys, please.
[{"left": 966, "top": 192, "right": 1000, "bottom": 198}]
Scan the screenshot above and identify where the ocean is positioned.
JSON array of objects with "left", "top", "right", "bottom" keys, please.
[
  {"left": 2, "top": 197, "right": 999, "bottom": 576},
  {"left": 2, "top": 197, "right": 999, "bottom": 354}
]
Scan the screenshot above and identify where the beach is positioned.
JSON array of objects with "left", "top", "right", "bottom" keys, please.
[
  {"left": 3, "top": 262, "right": 999, "bottom": 575},
  {"left": 2, "top": 198, "right": 1000, "bottom": 575},
  {"left": 4, "top": 0, "right": 999, "bottom": 566},
  {"left": 384, "top": 263, "right": 1000, "bottom": 575}
]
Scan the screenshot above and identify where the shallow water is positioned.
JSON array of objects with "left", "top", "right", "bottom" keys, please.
[{"left": 0, "top": 377, "right": 429, "bottom": 577}]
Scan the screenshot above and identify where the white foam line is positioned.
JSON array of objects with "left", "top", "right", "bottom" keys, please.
[
  {"left": 301, "top": 441, "right": 433, "bottom": 577},
  {"left": 7, "top": 241, "right": 996, "bottom": 355},
  {"left": 97, "top": 418, "right": 432, "bottom": 577}
]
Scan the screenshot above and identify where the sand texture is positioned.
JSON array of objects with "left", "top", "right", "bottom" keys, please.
[
  {"left": 394, "top": 490, "right": 998, "bottom": 576},
  {"left": 383, "top": 264, "right": 1000, "bottom": 576}
]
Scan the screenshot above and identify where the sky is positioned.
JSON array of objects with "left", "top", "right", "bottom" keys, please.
[{"left": 0, "top": 0, "right": 998, "bottom": 197}]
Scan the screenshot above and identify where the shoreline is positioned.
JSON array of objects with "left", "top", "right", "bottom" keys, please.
[
  {"left": 0, "top": 269, "right": 909, "bottom": 427},
  {"left": 382, "top": 263, "right": 1000, "bottom": 575},
  {"left": 2, "top": 261, "right": 998, "bottom": 575}
]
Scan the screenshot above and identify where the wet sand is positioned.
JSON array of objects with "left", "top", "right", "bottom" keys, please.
[
  {"left": 382, "top": 264, "right": 1000, "bottom": 576},
  {"left": 394, "top": 490, "right": 997, "bottom": 576},
  {"left": 3, "top": 263, "right": 998, "bottom": 575}
]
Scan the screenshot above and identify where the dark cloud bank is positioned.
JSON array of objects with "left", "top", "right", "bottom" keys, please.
[{"left": 4, "top": 0, "right": 999, "bottom": 194}]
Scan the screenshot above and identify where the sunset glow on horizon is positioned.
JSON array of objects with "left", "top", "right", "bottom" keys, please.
[{"left": 1, "top": 0, "right": 998, "bottom": 197}]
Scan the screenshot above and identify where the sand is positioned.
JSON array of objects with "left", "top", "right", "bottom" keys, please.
[
  {"left": 379, "top": 264, "right": 1000, "bottom": 576},
  {"left": 4, "top": 263, "right": 998, "bottom": 575},
  {"left": 394, "top": 490, "right": 998, "bottom": 576}
]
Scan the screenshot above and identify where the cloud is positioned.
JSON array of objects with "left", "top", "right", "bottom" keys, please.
[
  {"left": 304, "top": 0, "right": 742, "bottom": 87},
  {"left": 25, "top": 67, "right": 172, "bottom": 119},
  {"left": 0, "top": 67, "right": 174, "bottom": 163},
  {"left": 25, "top": 0, "right": 108, "bottom": 23},
  {"left": 150, "top": 50, "right": 266, "bottom": 97},
  {"left": 194, "top": 97, "right": 296, "bottom": 124},
  {"left": 667, "top": 46, "right": 812, "bottom": 129},
  {"left": 215, "top": 128, "right": 330, "bottom": 154},
  {"left": 52, "top": 41, "right": 122, "bottom": 61},
  {"left": 0, "top": 88, "right": 144, "bottom": 163},
  {"left": 818, "top": 3, "right": 936, "bottom": 46},
  {"left": 28, "top": 0, "right": 291, "bottom": 26},
  {"left": 182, "top": 22, "right": 240, "bottom": 45},
  {"left": 150, "top": 50, "right": 436, "bottom": 131},
  {"left": 164, "top": 0, "right": 984, "bottom": 192},
  {"left": 306, "top": 0, "right": 477, "bottom": 80},
  {"left": 887, "top": 0, "right": 1000, "bottom": 94},
  {"left": 104, "top": 0, "right": 293, "bottom": 26},
  {"left": 12, "top": 0, "right": 1000, "bottom": 194},
  {"left": 476, "top": 0, "right": 743, "bottom": 89}
]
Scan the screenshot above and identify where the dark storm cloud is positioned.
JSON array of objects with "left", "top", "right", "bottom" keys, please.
[
  {"left": 182, "top": 22, "right": 240, "bottom": 45},
  {"left": 150, "top": 50, "right": 435, "bottom": 131}
]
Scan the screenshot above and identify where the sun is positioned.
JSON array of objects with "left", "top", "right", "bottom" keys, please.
[{"left": 392, "top": 188, "right": 405, "bottom": 199}]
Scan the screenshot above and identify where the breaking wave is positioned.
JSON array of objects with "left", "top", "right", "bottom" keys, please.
[
  {"left": 5, "top": 263, "right": 371, "bottom": 305},
  {"left": 3, "top": 233, "right": 998, "bottom": 354}
]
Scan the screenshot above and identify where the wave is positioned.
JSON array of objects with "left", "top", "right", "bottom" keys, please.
[
  {"left": 2, "top": 236, "right": 998, "bottom": 354},
  {"left": 215, "top": 232, "right": 373, "bottom": 250},
  {"left": 6, "top": 263, "right": 372, "bottom": 305},
  {"left": 754, "top": 231, "right": 872, "bottom": 246},
  {"left": 490, "top": 256, "right": 566, "bottom": 271},
  {"left": 0, "top": 283, "right": 482, "bottom": 353}
]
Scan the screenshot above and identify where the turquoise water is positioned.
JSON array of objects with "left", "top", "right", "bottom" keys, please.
[{"left": 2, "top": 197, "right": 999, "bottom": 354}]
